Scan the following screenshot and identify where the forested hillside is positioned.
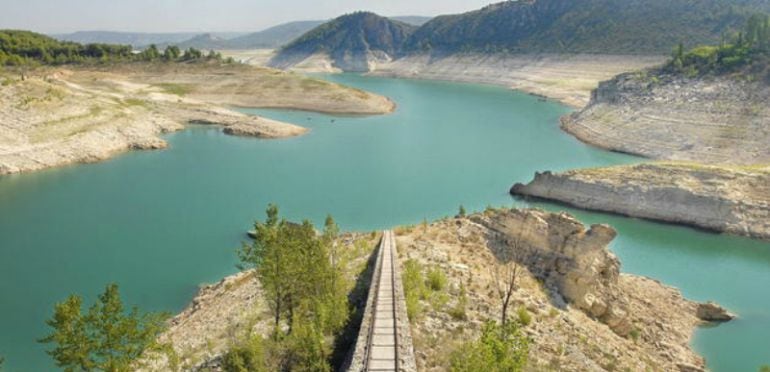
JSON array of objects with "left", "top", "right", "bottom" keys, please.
[
  {"left": 665, "top": 13, "right": 770, "bottom": 78},
  {"left": 270, "top": 12, "right": 417, "bottom": 70},
  {"left": 402, "top": 0, "right": 770, "bottom": 55},
  {"left": 0, "top": 30, "right": 230, "bottom": 66}
]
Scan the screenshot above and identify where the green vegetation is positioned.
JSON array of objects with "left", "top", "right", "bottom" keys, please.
[
  {"left": 667, "top": 13, "right": 770, "bottom": 78},
  {"left": 222, "top": 335, "right": 269, "bottom": 372},
  {"left": 426, "top": 266, "right": 448, "bottom": 291},
  {"left": 403, "top": 0, "right": 770, "bottom": 55},
  {"left": 403, "top": 259, "right": 427, "bottom": 320},
  {"left": 759, "top": 365, "right": 770, "bottom": 372},
  {"left": 516, "top": 306, "right": 532, "bottom": 327},
  {"left": 449, "top": 321, "right": 529, "bottom": 372},
  {"left": 457, "top": 205, "right": 466, "bottom": 217},
  {"left": 447, "top": 283, "right": 468, "bottom": 321},
  {"left": 152, "top": 83, "right": 193, "bottom": 96},
  {"left": 274, "top": 12, "right": 416, "bottom": 65},
  {"left": 38, "top": 283, "right": 168, "bottom": 371},
  {"left": 403, "top": 260, "right": 455, "bottom": 320},
  {"left": 0, "top": 30, "right": 233, "bottom": 66},
  {"left": 228, "top": 205, "right": 354, "bottom": 371}
]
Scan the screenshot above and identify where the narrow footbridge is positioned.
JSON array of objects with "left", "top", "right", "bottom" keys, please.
[{"left": 347, "top": 230, "right": 416, "bottom": 372}]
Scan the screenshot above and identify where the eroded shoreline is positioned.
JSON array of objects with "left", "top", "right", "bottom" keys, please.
[{"left": 0, "top": 63, "right": 395, "bottom": 176}]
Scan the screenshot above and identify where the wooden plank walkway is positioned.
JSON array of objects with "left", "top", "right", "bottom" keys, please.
[
  {"left": 346, "top": 230, "right": 416, "bottom": 372},
  {"left": 365, "top": 230, "right": 399, "bottom": 371}
]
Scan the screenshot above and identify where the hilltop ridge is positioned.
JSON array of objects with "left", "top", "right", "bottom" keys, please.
[{"left": 268, "top": 12, "right": 417, "bottom": 72}]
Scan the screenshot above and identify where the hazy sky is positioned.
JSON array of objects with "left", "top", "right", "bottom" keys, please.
[{"left": 0, "top": 0, "right": 495, "bottom": 34}]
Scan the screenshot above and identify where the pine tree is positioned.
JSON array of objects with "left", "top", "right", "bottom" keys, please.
[{"left": 39, "top": 284, "right": 168, "bottom": 371}]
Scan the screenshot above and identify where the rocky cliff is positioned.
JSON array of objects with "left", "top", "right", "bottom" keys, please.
[
  {"left": 561, "top": 70, "right": 770, "bottom": 164},
  {"left": 511, "top": 163, "right": 770, "bottom": 240}
]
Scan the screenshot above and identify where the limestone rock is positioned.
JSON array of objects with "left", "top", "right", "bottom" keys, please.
[
  {"left": 511, "top": 164, "right": 770, "bottom": 241},
  {"left": 696, "top": 302, "right": 736, "bottom": 322}
]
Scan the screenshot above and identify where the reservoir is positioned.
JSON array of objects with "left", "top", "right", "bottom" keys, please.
[{"left": 0, "top": 74, "right": 767, "bottom": 371}]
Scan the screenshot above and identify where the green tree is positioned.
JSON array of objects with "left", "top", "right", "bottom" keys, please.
[
  {"left": 458, "top": 205, "right": 466, "bottom": 217},
  {"left": 142, "top": 44, "right": 160, "bottom": 61},
  {"left": 236, "top": 205, "right": 353, "bottom": 370},
  {"left": 450, "top": 321, "right": 529, "bottom": 372},
  {"left": 163, "top": 46, "right": 180, "bottom": 61},
  {"left": 182, "top": 47, "right": 203, "bottom": 60},
  {"left": 39, "top": 284, "right": 168, "bottom": 372}
]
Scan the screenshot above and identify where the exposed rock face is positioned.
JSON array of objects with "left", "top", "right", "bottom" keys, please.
[
  {"left": 395, "top": 209, "right": 723, "bottom": 371},
  {"left": 696, "top": 302, "right": 736, "bottom": 322},
  {"left": 511, "top": 163, "right": 770, "bottom": 240},
  {"left": 562, "top": 71, "right": 770, "bottom": 164},
  {"left": 474, "top": 209, "right": 633, "bottom": 335}
]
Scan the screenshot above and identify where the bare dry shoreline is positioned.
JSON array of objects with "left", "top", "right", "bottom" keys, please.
[
  {"left": 0, "top": 63, "right": 395, "bottom": 175},
  {"left": 239, "top": 49, "right": 666, "bottom": 109}
]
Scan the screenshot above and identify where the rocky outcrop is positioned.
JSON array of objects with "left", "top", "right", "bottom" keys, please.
[
  {"left": 562, "top": 71, "right": 770, "bottom": 164},
  {"left": 474, "top": 209, "right": 633, "bottom": 335},
  {"left": 511, "top": 163, "right": 770, "bottom": 240},
  {"left": 395, "top": 209, "right": 725, "bottom": 372},
  {"left": 696, "top": 302, "right": 736, "bottom": 322}
]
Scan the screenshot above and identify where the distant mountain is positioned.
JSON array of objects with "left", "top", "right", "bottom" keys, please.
[
  {"left": 53, "top": 31, "right": 245, "bottom": 48},
  {"left": 403, "top": 0, "right": 770, "bottom": 55},
  {"left": 390, "top": 16, "right": 433, "bottom": 26},
  {"left": 226, "top": 20, "right": 326, "bottom": 49},
  {"left": 269, "top": 12, "right": 417, "bottom": 71},
  {"left": 167, "top": 33, "right": 232, "bottom": 50}
]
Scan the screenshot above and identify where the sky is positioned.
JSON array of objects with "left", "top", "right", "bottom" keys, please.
[{"left": 0, "top": 0, "right": 496, "bottom": 34}]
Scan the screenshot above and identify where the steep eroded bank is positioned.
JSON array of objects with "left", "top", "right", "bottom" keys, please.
[
  {"left": 561, "top": 71, "right": 770, "bottom": 164},
  {"left": 511, "top": 163, "right": 770, "bottom": 240}
]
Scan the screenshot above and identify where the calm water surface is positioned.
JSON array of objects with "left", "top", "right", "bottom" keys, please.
[{"left": 0, "top": 74, "right": 767, "bottom": 371}]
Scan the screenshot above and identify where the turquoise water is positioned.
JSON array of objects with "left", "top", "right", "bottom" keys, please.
[{"left": 0, "top": 74, "right": 767, "bottom": 371}]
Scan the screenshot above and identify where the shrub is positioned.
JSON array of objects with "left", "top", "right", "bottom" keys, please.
[
  {"left": 222, "top": 336, "right": 268, "bottom": 372},
  {"left": 517, "top": 306, "right": 532, "bottom": 326},
  {"left": 458, "top": 205, "right": 466, "bottom": 217},
  {"left": 629, "top": 327, "right": 641, "bottom": 342},
  {"left": 403, "top": 259, "right": 426, "bottom": 320},
  {"left": 449, "top": 321, "right": 529, "bottom": 372},
  {"left": 426, "top": 267, "right": 447, "bottom": 292},
  {"left": 448, "top": 283, "right": 468, "bottom": 321}
]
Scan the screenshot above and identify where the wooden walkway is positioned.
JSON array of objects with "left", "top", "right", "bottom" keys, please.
[
  {"left": 347, "top": 230, "right": 415, "bottom": 372},
  {"left": 364, "top": 230, "right": 399, "bottom": 371}
]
